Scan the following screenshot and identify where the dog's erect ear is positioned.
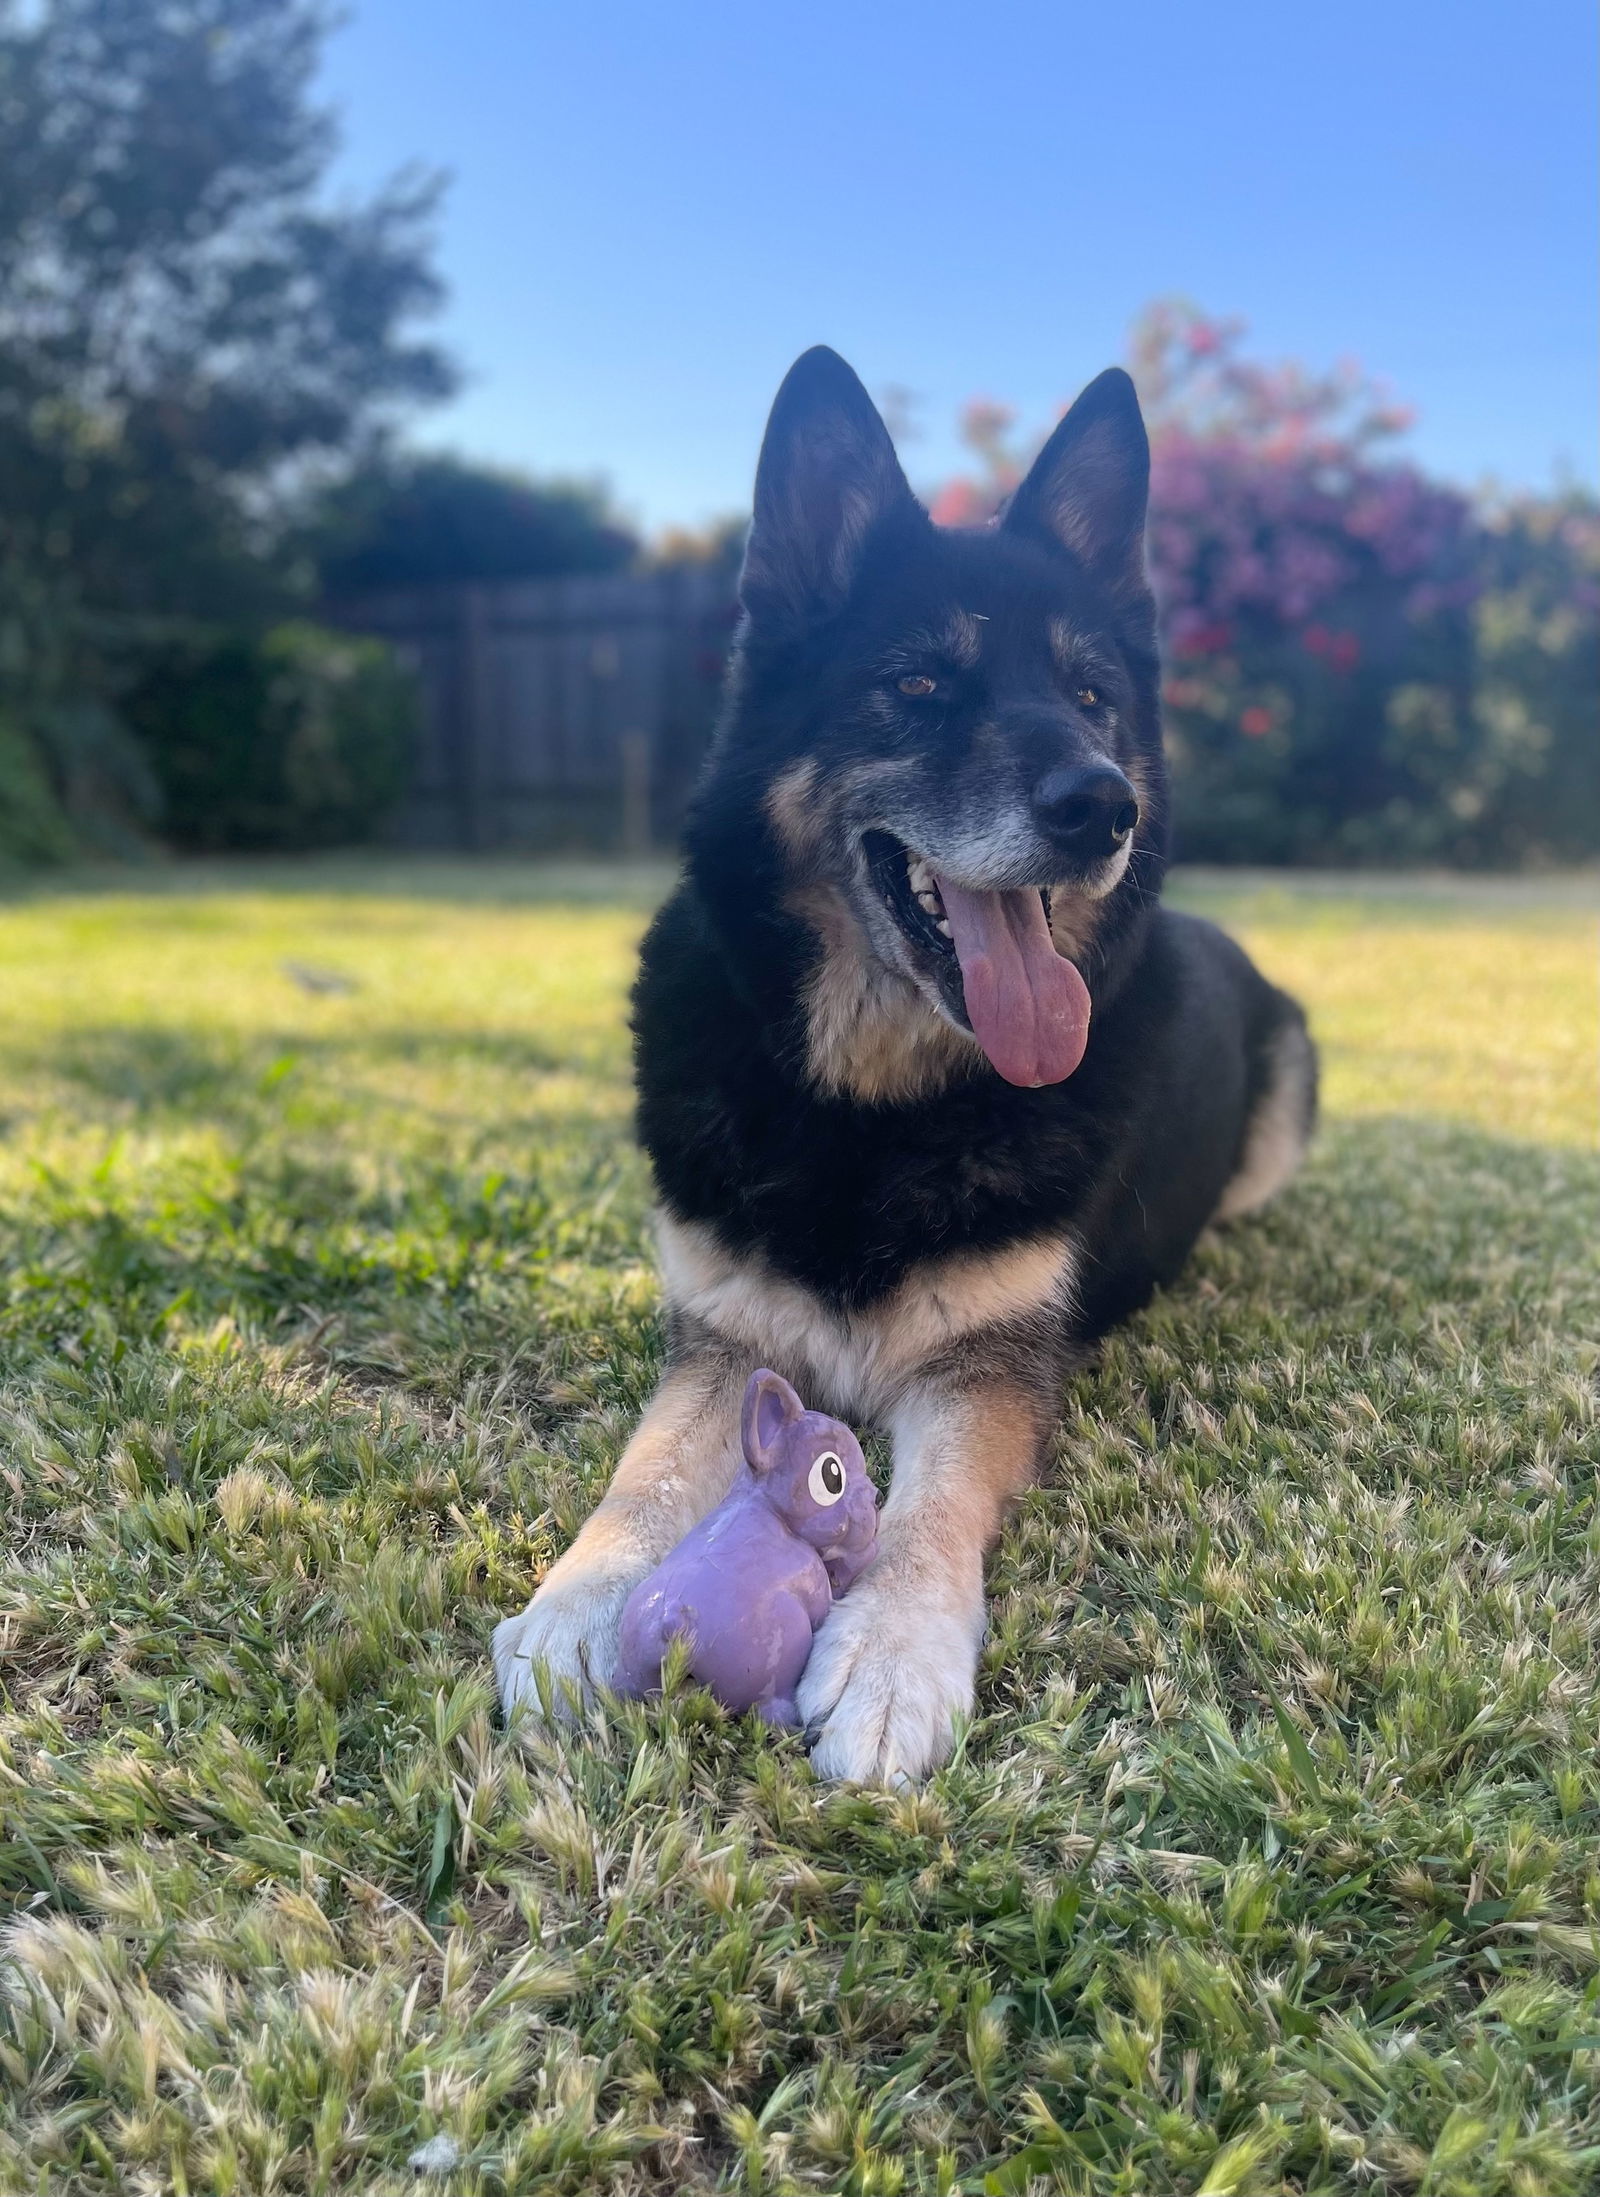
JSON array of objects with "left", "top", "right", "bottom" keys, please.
[
  {"left": 1003, "top": 367, "right": 1151, "bottom": 601},
  {"left": 740, "top": 347, "right": 916, "bottom": 627},
  {"left": 741, "top": 1367, "right": 805, "bottom": 1472}
]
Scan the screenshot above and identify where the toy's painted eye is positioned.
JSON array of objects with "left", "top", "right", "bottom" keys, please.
[
  {"left": 808, "top": 1452, "right": 846, "bottom": 1506},
  {"left": 897, "top": 674, "right": 937, "bottom": 697}
]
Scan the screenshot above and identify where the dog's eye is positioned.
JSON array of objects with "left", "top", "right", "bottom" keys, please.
[
  {"left": 1076, "top": 685, "right": 1102, "bottom": 708},
  {"left": 807, "top": 1452, "right": 846, "bottom": 1506},
  {"left": 896, "top": 674, "right": 937, "bottom": 698}
]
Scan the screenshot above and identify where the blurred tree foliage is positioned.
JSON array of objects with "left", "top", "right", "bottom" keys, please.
[
  {"left": 311, "top": 455, "right": 638, "bottom": 594},
  {"left": 0, "top": 556, "right": 163, "bottom": 863},
  {"left": 0, "top": 0, "right": 454, "bottom": 856},
  {"left": 123, "top": 623, "right": 420, "bottom": 851},
  {"left": 652, "top": 514, "right": 749, "bottom": 578},
  {"left": 1465, "top": 492, "right": 1600, "bottom": 865},
  {"left": 931, "top": 305, "right": 1598, "bottom": 868}
]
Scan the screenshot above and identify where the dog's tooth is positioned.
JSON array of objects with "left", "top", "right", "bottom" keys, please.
[
  {"left": 934, "top": 916, "right": 952, "bottom": 938},
  {"left": 906, "top": 857, "right": 934, "bottom": 895}
]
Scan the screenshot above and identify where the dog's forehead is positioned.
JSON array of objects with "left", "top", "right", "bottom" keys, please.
[{"left": 868, "top": 526, "right": 1107, "bottom": 658}]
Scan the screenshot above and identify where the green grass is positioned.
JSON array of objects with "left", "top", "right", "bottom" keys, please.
[{"left": 0, "top": 855, "right": 1596, "bottom": 2196}]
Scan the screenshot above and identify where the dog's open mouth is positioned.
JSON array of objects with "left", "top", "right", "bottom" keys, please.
[{"left": 863, "top": 831, "right": 1093, "bottom": 1088}]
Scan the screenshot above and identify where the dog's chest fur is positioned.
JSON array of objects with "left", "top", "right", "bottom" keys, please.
[
  {"left": 631, "top": 884, "right": 1161, "bottom": 1309},
  {"left": 657, "top": 1214, "right": 1077, "bottom": 1421}
]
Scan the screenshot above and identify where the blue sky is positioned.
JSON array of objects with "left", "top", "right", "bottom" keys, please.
[{"left": 320, "top": 0, "right": 1597, "bottom": 535}]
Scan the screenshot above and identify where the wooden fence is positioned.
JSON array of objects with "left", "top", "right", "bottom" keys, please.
[{"left": 329, "top": 567, "right": 738, "bottom": 851}]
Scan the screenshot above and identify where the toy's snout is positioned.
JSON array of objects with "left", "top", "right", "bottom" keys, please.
[
  {"left": 810, "top": 1456, "right": 877, "bottom": 1551},
  {"left": 816, "top": 1468, "right": 879, "bottom": 1595}
]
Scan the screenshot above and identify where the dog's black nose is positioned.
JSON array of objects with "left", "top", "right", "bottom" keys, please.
[{"left": 1031, "top": 762, "right": 1140, "bottom": 861}]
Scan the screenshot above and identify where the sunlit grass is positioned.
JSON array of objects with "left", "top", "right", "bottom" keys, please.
[
  {"left": 1172, "top": 870, "right": 1597, "bottom": 1148},
  {"left": 1, "top": 856, "right": 1597, "bottom": 2195}
]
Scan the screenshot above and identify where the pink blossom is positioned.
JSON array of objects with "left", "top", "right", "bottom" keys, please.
[
  {"left": 929, "top": 480, "right": 994, "bottom": 528},
  {"left": 926, "top": 302, "right": 1482, "bottom": 658}
]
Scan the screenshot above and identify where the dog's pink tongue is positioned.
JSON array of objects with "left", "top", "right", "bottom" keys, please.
[{"left": 933, "top": 874, "right": 1092, "bottom": 1087}]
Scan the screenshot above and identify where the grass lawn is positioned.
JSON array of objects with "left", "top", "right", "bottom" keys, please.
[{"left": 1, "top": 856, "right": 1597, "bottom": 2196}]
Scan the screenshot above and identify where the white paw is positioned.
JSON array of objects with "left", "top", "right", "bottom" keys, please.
[
  {"left": 492, "top": 1564, "right": 636, "bottom": 1721},
  {"left": 797, "top": 1564, "right": 984, "bottom": 1786}
]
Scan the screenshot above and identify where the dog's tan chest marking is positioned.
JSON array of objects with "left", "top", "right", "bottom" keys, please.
[
  {"left": 765, "top": 763, "right": 974, "bottom": 1106},
  {"left": 789, "top": 880, "right": 974, "bottom": 1104},
  {"left": 657, "top": 1213, "right": 1077, "bottom": 1421}
]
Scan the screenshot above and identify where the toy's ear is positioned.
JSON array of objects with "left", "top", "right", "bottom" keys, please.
[{"left": 742, "top": 1368, "right": 804, "bottom": 1472}]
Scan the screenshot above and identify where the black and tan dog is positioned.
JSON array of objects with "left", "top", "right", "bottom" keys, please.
[{"left": 495, "top": 347, "right": 1316, "bottom": 1783}]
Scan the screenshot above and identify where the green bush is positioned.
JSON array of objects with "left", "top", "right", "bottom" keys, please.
[
  {"left": 1460, "top": 494, "right": 1600, "bottom": 866},
  {"left": 127, "top": 622, "right": 420, "bottom": 852},
  {"left": 0, "top": 561, "right": 164, "bottom": 866},
  {"left": 0, "top": 710, "right": 76, "bottom": 866}
]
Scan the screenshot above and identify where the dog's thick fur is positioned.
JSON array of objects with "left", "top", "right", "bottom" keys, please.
[{"left": 495, "top": 348, "right": 1316, "bottom": 1782}]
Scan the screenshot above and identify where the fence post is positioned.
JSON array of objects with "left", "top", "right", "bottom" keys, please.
[
  {"left": 455, "top": 585, "right": 493, "bottom": 851},
  {"left": 620, "top": 729, "right": 652, "bottom": 855}
]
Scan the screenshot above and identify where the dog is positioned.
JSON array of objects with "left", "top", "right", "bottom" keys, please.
[{"left": 494, "top": 346, "right": 1316, "bottom": 1784}]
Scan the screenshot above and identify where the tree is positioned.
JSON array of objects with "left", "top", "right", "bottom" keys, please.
[
  {"left": 312, "top": 456, "right": 638, "bottom": 595},
  {"left": 0, "top": 0, "right": 455, "bottom": 624},
  {"left": 0, "top": 0, "right": 457, "bottom": 857}
]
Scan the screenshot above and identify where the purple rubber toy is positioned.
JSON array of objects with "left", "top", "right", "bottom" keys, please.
[{"left": 612, "top": 1368, "right": 878, "bottom": 1726}]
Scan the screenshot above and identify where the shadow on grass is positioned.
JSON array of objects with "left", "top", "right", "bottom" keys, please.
[
  {"left": 1, "top": 1112, "right": 1592, "bottom": 1394},
  {"left": 0, "top": 850, "right": 680, "bottom": 911},
  {"left": 0, "top": 1138, "right": 649, "bottom": 1370},
  {"left": 1067, "top": 1108, "right": 1599, "bottom": 1411},
  {"left": 11, "top": 1019, "right": 610, "bottom": 1119}
]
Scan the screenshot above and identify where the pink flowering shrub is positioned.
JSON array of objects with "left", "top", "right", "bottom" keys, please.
[{"left": 928, "top": 305, "right": 1596, "bottom": 865}]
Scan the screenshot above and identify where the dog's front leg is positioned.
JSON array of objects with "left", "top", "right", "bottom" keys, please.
[
  {"left": 798, "top": 1371, "right": 1053, "bottom": 1786},
  {"left": 493, "top": 1343, "right": 745, "bottom": 1718}
]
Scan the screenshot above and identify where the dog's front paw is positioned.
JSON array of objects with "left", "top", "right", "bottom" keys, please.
[
  {"left": 797, "top": 1563, "right": 984, "bottom": 1786},
  {"left": 492, "top": 1562, "right": 637, "bottom": 1722}
]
